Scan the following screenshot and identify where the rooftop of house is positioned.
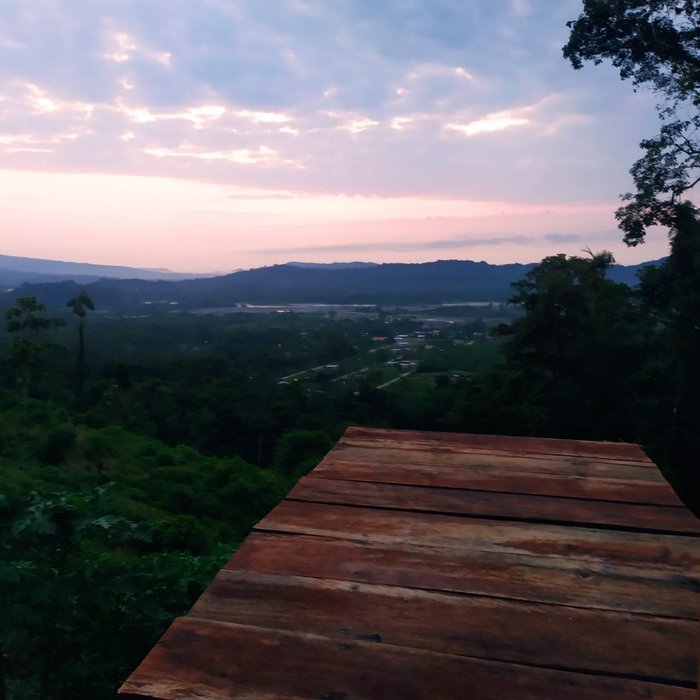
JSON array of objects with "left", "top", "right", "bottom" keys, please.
[{"left": 119, "top": 426, "right": 700, "bottom": 699}]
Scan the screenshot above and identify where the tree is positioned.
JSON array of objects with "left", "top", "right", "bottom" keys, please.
[
  {"left": 66, "top": 290, "right": 95, "bottom": 407},
  {"left": 500, "top": 252, "right": 647, "bottom": 439},
  {"left": 635, "top": 202, "right": 700, "bottom": 504},
  {"left": 0, "top": 486, "right": 221, "bottom": 699},
  {"left": 5, "top": 297, "right": 65, "bottom": 402},
  {"left": 273, "top": 429, "right": 333, "bottom": 478},
  {"left": 564, "top": 1, "right": 700, "bottom": 244},
  {"left": 564, "top": 2, "right": 700, "bottom": 505}
]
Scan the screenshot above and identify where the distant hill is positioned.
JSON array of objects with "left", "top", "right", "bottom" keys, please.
[
  {"left": 0, "top": 253, "right": 216, "bottom": 287},
  {"left": 287, "top": 261, "right": 379, "bottom": 269},
  {"left": 608, "top": 258, "right": 665, "bottom": 285},
  {"left": 2, "top": 257, "right": 665, "bottom": 312}
]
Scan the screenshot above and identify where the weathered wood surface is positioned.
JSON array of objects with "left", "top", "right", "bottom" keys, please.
[
  {"left": 289, "top": 476, "right": 700, "bottom": 534},
  {"left": 339, "top": 426, "right": 653, "bottom": 462},
  {"left": 230, "top": 532, "right": 700, "bottom": 618},
  {"left": 189, "top": 570, "right": 698, "bottom": 683},
  {"left": 312, "top": 456, "right": 687, "bottom": 506},
  {"left": 255, "top": 500, "right": 700, "bottom": 570},
  {"left": 119, "top": 618, "right": 696, "bottom": 700},
  {"left": 119, "top": 426, "right": 700, "bottom": 699},
  {"left": 329, "top": 444, "right": 660, "bottom": 475}
]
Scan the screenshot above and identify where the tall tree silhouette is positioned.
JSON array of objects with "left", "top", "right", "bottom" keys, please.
[
  {"left": 6, "top": 296, "right": 65, "bottom": 403},
  {"left": 67, "top": 290, "right": 95, "bottom": 407},
  {"left": 564, "top": 1, "right": 700, "bottom": 245},
  {"left": 565, "top": 1, "right": 700, "bottom": 507}
]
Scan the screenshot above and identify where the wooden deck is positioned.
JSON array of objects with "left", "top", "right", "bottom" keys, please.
[{"left": 119, "top": 426, "right": 700, "bottom": 699}]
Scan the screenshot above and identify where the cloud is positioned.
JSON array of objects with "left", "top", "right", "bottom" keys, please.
[
  {"left": 0, "top": 0, "right": 670, "bottom": 270},
  {"left": 233, "top": 110, "right": 292, "bottom": 124},
  {"left": 103, "top": 32, "right": 135, "bottom": 64},
  {"left": 405, "top": 63, "right": 474, "bottom": 84},
  {"left": 21, "top": 82, "right": 93, "bottom": 117},
  {"left": 250, "top": 234, "right": 533, "bottom": 256},
  {"left": 543, "top": 231, "right": 618, "bottom": 243},
  {"left": 143, "top": 145, "right": 290, "bottom": 166},
  {"left": 119, "top": 103, "right": 227, "bottom": 128},
  {"left": 102, "top": 30, "right": 171, "bottom": 67},
  {"left": 544, "top": 232, "right": 586, "bottom": 243},
  {"left": 337, "top": 116, "right": 381, "bottom": 134},
  {"left": 447, "top": 115, "right": 529, "bottom": 137}
]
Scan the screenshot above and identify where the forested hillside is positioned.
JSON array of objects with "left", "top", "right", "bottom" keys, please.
[
  {"left": 1, "top": 240, "right": 699, "bottom": 697},
  {"left": 0, "top": 254, "right": 209, "bottom": 285},
  {"left": 5, "top": 258, "right": 656, "bottom": 311}
]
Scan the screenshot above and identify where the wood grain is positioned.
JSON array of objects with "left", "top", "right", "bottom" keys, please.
[
  {"left": 230, "top": 532, "right": 700, "bottom": 619},
  {"left": 120, "top": 617, "right": 695, "bottom": 700},
  {"left": 289, "top": 476, "right": 700, "bottom": 534},
  {"left": 190, "top": 570, "right": 698, "bottom": 683},
  {"left": 325, "top": 445, "right": 666, "bottom": 480},
  {"left": 311, "top": 457, "right": 686, "bottom": 506},
  {"left": 255, "top": 500, "right": 700, "bottom": 571},
  {"left": 341, "top": 425, "right": 652, "bottom": 462},
  {"left": 118, "top": 428, "right": 699, "bottom": 699}
]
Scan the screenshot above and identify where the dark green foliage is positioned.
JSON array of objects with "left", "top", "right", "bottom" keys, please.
[
  {"left": 5, "top": 297, "right": 66, "bottom": 401},
  {"left": 564, "top": 0, "right": 700, "bottom": 244},
  {"left": 564, "top": 0, "right": 700, "bottom": 507},
  {"left": 0, "top": 398, "right": 290, "bottom": 698},
  {"left": 633, "top": 204, "right": 700, "bottom": 505},
  {"left": 35, "top": 424, "right": 76, "bottom": 464},
  {"left": 6, "top": 297, "right": 62, "bottom": 335},
  {"left": 1, "top": 487, "right": 225, "bottom": 699},
  {"left": 564, "top": 1, "right": 699, "bottom": 101},
  {"left": 273, "top": 430, "right": 334, "bottom": 478},
  {"left": 500, "top": 252, "right": 647, "bottom": 439}
]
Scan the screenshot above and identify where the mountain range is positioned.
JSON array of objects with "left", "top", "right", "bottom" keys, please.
[
  {"left": 0, "top": 253, "right": 214, "bottom": 286},
  {"left": 0, "top": 254, "right": 663, "bottom": 311}
]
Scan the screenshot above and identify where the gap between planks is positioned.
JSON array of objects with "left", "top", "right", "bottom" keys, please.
[
  {"left": 286, "top": 477, "right": 700, "bottom": 536},
  {"left": 308, "top": 457, "right": 686, "bottom": 507},
  {"left": 231, "top": 530, "right": 700, "bottom": 620}
]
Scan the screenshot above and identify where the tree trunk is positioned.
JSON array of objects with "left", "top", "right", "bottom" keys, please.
[
  {"left": 76, "top": 319, "right": 84, "bottom": 409},
  {"left": 0, "top": 646, "right": 7, "bottom": 700}
]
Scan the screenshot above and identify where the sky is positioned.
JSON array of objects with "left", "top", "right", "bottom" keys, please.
[{"left": 0, "top": 0, "right": 672, "bottom": 272}]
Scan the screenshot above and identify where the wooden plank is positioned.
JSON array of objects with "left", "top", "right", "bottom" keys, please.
[
  {"left": 342, "top": 425, "right": 652, "bottom": 462},
  {"left": 288, "top": 477, "right": 700, "bottom": 535},
  {"left": 255, "top": 501, "right": 700, "bottom": 571},
  {"left": 311, "top": 457, "right": 686, "bottom": 506},
  {"left": 119, "top": 427, "right": 700, "bottom": 700},
  {"left": 230, "top": 532, "right": 700, "bottom": 619},
  {"left": 323, "top": 447, "right": 668, "bottom": 482},
  {"left": 190, "top": 570, "right": 698, "bottom": 683},
  {"left": 119, "top": 617, "right": 695, "bottom": 700},
  {"left": 339, "top": 435, "right": 656, "bottom": 469}
]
